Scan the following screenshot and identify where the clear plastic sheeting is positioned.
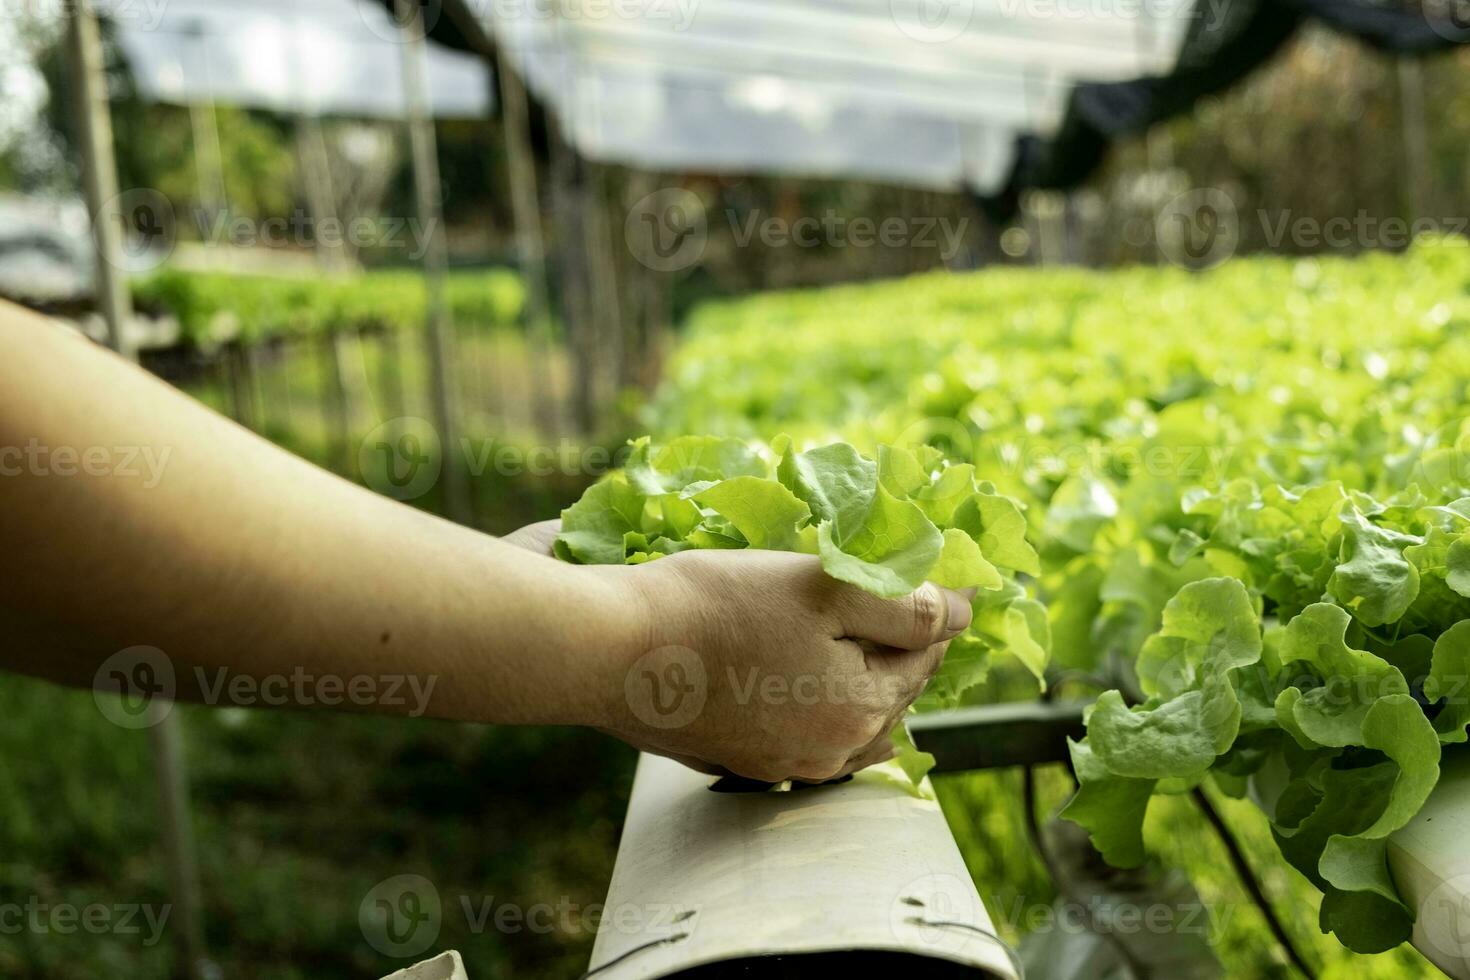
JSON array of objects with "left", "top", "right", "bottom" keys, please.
[
  {"left": 104, "top": 0, "right": 492, "bottom": 119},
  {"left": 567, "top": 64, "right": 1017, "bottom": 191},
  {"left": 484, "top": 0, "right": 1198, "bottom": 192}
]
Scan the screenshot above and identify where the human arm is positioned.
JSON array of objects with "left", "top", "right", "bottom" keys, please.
[{"left": 0, "top": 301, "right": 970, "bottom": 780}]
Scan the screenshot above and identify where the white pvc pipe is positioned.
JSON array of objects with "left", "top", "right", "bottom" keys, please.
[{"left": 587, "top": 754, "right": 1020, "bottom": 978}]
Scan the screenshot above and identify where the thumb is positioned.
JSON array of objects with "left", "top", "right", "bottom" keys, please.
[{"left": 836, "top": 582, "right": 973, "bottom": 651}]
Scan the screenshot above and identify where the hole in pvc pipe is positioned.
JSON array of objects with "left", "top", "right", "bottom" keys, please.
[{"left": 707, "top": 775, "right": 853, "bottom": 794}]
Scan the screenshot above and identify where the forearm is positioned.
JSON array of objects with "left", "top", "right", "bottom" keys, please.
[{"left": 0, "top": 302, "right": 639, "bottom": 725}]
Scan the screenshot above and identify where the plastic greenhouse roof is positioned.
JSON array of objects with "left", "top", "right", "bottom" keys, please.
[
  {"left": 107, "top": 0, "right": 491, "bottom": 119},
  {"left": 482, "top": 0, "right": 1197, "bottom": 191}
]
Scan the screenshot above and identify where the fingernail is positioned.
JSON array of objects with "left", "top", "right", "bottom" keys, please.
[{"left": 942, "top": 588, "right": 973, "bottom": 635}]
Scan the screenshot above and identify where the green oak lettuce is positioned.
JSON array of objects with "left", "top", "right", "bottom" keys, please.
[
  {"left": 553, "top": 435, "right": 1052, "bottom": 781},
  {"left": 633, "top": 236, "right": 1470, "bottom": 955}
]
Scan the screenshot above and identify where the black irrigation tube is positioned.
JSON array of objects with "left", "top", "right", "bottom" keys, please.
[
  {"left": 1189, "top": 787, "right": 1319, "bottom": 980},
  {"left": 1021, "top": 764, "right": 1149, "bottom": 978},
  {"left": 924, "top": 694, "right": 1321, "bottom": 978}
]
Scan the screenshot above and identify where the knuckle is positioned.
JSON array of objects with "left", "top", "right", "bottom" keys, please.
[
  {"left": 909, "top": 585, "right": 945, "bottom": 646},
  {"left": 745, "top": 762, "right": 788, "bottom": 783},
  {"left": 835, "top": 708, "right": 884, "bottom": 746},
  {"left": 791, "top": 758, "right": 843, "bottom": 782},
  {"left": 815, "top": 757, "right": 848, "bottom": 780},
  {"left": 873, "top": 670, "right": 915, "bottom": 710}
]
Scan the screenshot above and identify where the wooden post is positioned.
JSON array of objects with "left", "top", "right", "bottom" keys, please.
[
  {"left": 294, "top": 114, "right": 352, "bottom": 270},
  {"left": 226, "top": 342, "right": 260, "bottom": 431},
  {"left": 582, "top": 160, "right": 622, "bottom": 416},
  {"left": 1039, "top": 192, "right": 1067, "bottom": 266},
  {"left": 495, "top": 57, "right": 559, "bottom": 434},
  {"left": 1145, "top": 127, "right": 1174, "bottom": 266},
  {"left": 623, "top": 170, "right": 670, "bottom": 390},
  {"left": 67, "top": 5, "right": 133, "bottom": 360},
  {"left": 66, "top": 8, "right": 209, "bottom": 979},
  {"left": 148, "top": 713, "right": 209, "bottom": 980},
  {"left": 396, "top": 0, "right": 472, "bottom": 524},
  {"left": 549, "top": 121, "right": 597, "bottom": 435},
  {"left": 1398, "top": 57, "right": 1431, "bottom": 222},
  {"left": 378, "top": 327, "right": 408, "bottom": 423},
  {"left": 320, "top": 332, "right": 356, "bottom": 474},
  {"left": 183, "top": 21, "right": 227, "bottom": 233}
]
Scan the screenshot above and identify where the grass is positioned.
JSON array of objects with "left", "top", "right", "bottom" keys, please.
[{"left": 0, "top": 677, "right": 637, "bottom": 979}]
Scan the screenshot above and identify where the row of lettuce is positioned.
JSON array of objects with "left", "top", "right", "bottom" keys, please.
[
  {"left": 133, "top": 266, "right": 526, "bottom": 347},
  {"left": 630, "top": 237, "right": 1470, "bottom": 954}
]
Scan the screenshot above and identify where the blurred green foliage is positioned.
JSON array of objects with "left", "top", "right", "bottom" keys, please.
[{"left": 133, "top": 267, "right": 526, "bottom": 347}]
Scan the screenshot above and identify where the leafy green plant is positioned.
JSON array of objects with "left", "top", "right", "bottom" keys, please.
[
  {"left": 551, "top": 435, "right": 1051, "bottom": 779},
  {"left": 1064, "top": 476, "right": 1470, "bottom": 953},
  {"left": 639, "top": 236, "right": 1470, "bottom": 955},
  {"left": 132, "top": 266, "right": 526, "bottom": 346}
]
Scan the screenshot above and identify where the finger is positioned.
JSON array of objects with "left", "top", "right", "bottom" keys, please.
[
  {"left": 834, "top": 581, "right": 972, "bottom": 651},
  {"left": 593, "top": 727, "right": 732, "bottom": 778},
  {"left": 839, "top": 736, "right": 897, "bottom": 777},
  {"left": 659, "top": 752, "right": 731, "bottom": 778},
  {"left": 862, "top": 640, "right": 948, "bottom": 706}
]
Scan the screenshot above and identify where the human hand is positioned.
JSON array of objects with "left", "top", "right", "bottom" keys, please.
[{"left": 598, "top": 548, "right": 973, "bottom": 783}]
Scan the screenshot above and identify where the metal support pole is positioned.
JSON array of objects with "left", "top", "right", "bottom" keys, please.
[
  {"left": 396, "top": 0, "right": 472, "bottom": 524},
  {"left": 495, "top": 57, "right": 559, "bottom": 434},
  {"left": 66, "top": 8, "right": 209, "bottom": 978}
]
